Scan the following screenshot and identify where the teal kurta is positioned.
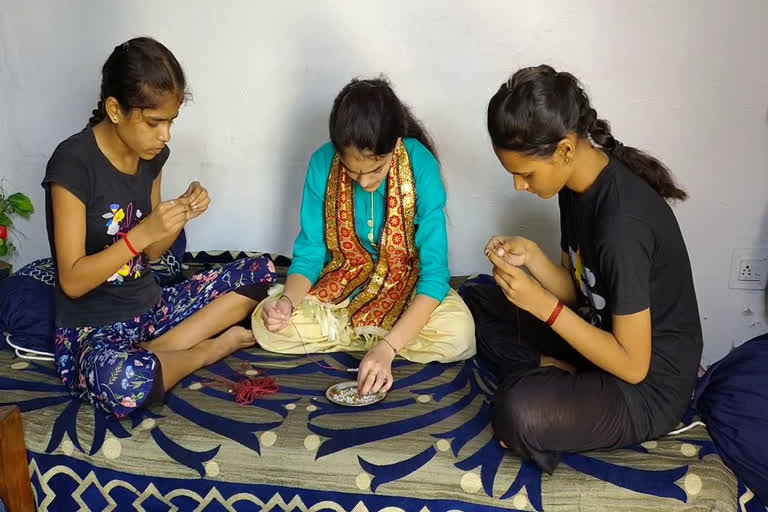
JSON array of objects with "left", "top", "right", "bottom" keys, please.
[{"left": 288, "top": 138, "right": 450, "bottom": 302}]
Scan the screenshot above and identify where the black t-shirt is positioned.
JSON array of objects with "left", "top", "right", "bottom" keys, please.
[
  {"left": 42, "top": 127, "right": 168, "bottom": 328},
  {"left": 559, "top": 157, "right": 703, "bottom": 438}
]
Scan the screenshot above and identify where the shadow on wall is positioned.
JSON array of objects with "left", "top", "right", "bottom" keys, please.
[
  {"left": 274, "top": 88, "right": 328, "bottom": 247},
  {"left": 762, "top": 202, "right": 768, "bottom": 319},
  {"left": 763, "top": 106, "right": 768, "bottom": 318},
  {"left": 498, "top": 194, "right": 561, "bottom": 261},
  {"left": 272, "top": 8, "right": 368, "bottom": 250}
]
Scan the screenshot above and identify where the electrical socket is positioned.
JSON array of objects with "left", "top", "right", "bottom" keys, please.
[
  {"left": 729, "top": 249, "right": 768, "bottom": 290},
  {"left": 738, "top": 259, "right": 762, "bottom": 281}
]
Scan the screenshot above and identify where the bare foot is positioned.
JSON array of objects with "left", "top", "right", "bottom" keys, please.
[
  {"left": 223, "top": 326, "right": 257, "bottom": 350},
  {"left": 199, "top": 326, "right": 256, "bottom": 366}
]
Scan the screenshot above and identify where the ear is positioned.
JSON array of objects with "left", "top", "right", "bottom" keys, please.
[
  {"left": 104, "top": 97, "right": 124, "bottom": 124},
  {"left": 554, "top": 135, "right": 577, "bottom": 165}
]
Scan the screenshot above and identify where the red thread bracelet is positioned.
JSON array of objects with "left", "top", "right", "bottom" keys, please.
[
  {"left": 546, "top": 300, "right": 564, "bottom": 327},
  {"left": 118, "top": 233, "right": 140, "bottom": 257}
]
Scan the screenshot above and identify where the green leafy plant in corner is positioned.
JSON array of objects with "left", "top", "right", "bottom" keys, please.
[{"left": 0, "top": 181, "right": 34, "bottom": 257}]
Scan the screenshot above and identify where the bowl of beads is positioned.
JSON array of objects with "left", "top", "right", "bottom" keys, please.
[{"left": 326, "top": 381, "right": 386, "bottom": 407}]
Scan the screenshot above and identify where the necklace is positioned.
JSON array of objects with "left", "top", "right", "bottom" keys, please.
[{"left": 368, "top": 191, "right": 376, "bottom": 250}]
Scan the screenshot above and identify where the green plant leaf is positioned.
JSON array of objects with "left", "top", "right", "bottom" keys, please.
[
  {"left": 0, "top": 212, "right": 12, "bottom": 227},
  {"left": 0, "top": 243, "right": 8, "bottom": 257},
  {"left": 8, "top": 193, "right": 34, "bottom": 218}
]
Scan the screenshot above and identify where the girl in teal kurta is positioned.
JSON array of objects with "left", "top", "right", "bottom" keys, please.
[{"left": 252, "top": 78, "right": 476, "bottom": 394}]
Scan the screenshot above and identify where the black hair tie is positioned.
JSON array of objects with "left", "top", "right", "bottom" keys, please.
[{"left": 612, "top": 140, "right": 625, "bottom": 157}]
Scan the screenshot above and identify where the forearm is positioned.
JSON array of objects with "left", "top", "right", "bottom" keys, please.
[
  {"left": 58, "top": 224, "right": 153, "bottom": 298},
  {"left": 536, "top": 298, "right": 647, "bottom": 384},
  {"left": 526, "top": 245, "right": 579, "bottom": 306},
  {"left": 282, "top": 273, "right": 313, "bottom": 306},
  {"left": 383, "top": 294, "right": 440, "bottom": 352}
]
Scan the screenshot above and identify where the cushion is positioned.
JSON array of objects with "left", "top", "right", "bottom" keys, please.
[
  {"left": 0, "top": 231, "right": 186, "bottom": 358},
  {"left": 693, "top": 332, "right": 768, "bottom": 506},
  {"left": 0, "top": 258, "right": 55, "bottom": 357},
  {"left": 149, "top": 229, "right": 187, "bottom": 286}
]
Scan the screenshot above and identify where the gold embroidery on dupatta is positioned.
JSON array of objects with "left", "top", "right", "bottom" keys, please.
[{"left": 310, "top": 139, "right": 419, "bottom": 331}]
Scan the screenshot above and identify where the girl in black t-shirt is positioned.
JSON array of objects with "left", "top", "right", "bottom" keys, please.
[
  {"left": 42, "top": 38, "right": 276, "bottom": 418},
  {"left": 464, "top": 65, "right": 702, "bottom": 472}
]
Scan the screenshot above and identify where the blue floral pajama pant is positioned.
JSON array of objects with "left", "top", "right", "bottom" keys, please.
[{"left": 54, "top": 255, "right": 276, "bottom": 418}]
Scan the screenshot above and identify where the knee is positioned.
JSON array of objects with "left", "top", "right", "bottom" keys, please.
[
  {"left": 453, "top": 308, "right": 476, "bottom": 359},
  {"left": 431, "top": 294, "right": 477, "bottom": 362},
  {"left": 242, "top": 254, "right": 278, "bottom": 282},
  {"left": 102, "top": 352, "right": 162, "bottom": 417},
  {"left": 491, "top": 381, "right": 544, "bottom": 449}
]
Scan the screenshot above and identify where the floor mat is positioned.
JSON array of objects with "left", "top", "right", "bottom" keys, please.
[{"left": 0, "top": 347, "right": 755, "bottom": 511}]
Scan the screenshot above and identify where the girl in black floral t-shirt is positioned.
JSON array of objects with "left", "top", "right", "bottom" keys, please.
[{"left": 43, "top": 38, "right": 275, "bottom": 418}]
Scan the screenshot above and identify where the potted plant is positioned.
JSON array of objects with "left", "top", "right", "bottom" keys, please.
[{"left": 0, "top": 182, "right": 34, "bottom": 278}]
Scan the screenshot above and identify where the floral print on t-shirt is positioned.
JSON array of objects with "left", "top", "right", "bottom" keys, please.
[{"left": 102, "top": 201, "right": 145, "bottom": 284}]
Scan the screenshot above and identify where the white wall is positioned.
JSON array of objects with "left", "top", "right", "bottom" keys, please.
[{"left": 1, "top": 0, "right": 766, "bottom": 365}]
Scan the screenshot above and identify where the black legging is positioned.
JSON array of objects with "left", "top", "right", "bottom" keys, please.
[{"left": 462, "top": 283, "right": 642, "bottom": 473}]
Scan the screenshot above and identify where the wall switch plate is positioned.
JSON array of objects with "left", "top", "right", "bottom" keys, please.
[{"left": 729, "top": 249, "right": 768, "bottom": 290}]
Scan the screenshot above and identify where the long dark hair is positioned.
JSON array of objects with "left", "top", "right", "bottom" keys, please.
[
  {"left": 329, "top": 77, "right": 438, "bottom": 160},
  {"left": 487, "top": 65, "right": 687, "bottom": 201},
  {"left": 88, "top": 37, "right": 188, "bottom": 126}
]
